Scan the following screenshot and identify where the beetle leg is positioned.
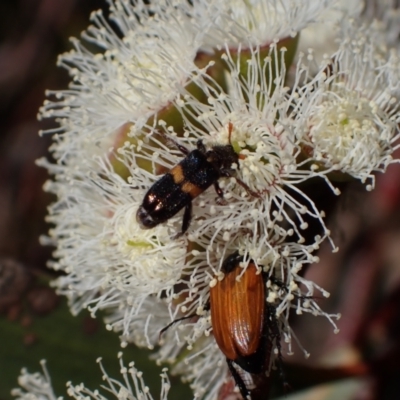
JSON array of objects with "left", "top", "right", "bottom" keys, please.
[
  {"left": 240, "top": 180, "right": 260, "bottom": 198},
  {"left": 226, "top": 359, "right": 251, "bottom": 400},
  {"left": 216, "top": 197, "right": 228, "bottom": 206},
  {"left": 171, "top": 201, "right": 192, "bottom": 239},
  {"left": 214, "top": 182, "right": 228, "bottom": 205},
  {"left": 196, "top": 139, "right": 206, "bottom": 153},
  {"left": 214, "top": 181, "right": 224, "bottom": 198},
  {"left": 219, "top": 168, "right": 235, "bottom": 178},
  {"left": 181, "top": 201, "right": 192, "bottom": 235},
  {"left": 235, "top": 178, "right": 261, "bottom": 198},
  {"left": 220, "top": 170, "right": 261, "bottom": 199}
]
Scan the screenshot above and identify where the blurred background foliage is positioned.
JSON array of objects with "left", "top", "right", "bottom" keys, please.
[{"left": 1, "top": 1, "right": 400, "bottom": 399}]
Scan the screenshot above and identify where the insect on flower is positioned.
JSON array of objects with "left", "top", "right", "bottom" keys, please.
[
  {"left": 160, "top": 251, "right": 287, "bottom": 399},
  {"left": 136, "top": 124, "right": 259, "bottom": 237},
  {"left": 210, "top": 252, "right": 286, "bottom": 399}
]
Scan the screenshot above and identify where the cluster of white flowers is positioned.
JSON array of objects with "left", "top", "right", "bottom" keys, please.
[
  {"left": 12, "top": 356, "right": 170, "bottom": 400},
  {"left": 36, "top": 0, "right": 400, "bottom": 398},
  {"left": 12, "top": 361, "right": 58, "bottom": 400}
]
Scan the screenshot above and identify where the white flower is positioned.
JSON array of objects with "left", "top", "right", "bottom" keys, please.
[
  {"left": 38, "top": 153, "right": 189, "bottom": 321},
  {"left": 172, "top": 337, "right": 227, "bottom": 400},
  {"left": 37, "top": 1, "right": 350, "bottom": 398},
  {"left": 67, "top": 355, "right": 171, "bottom": 400},
  {"left": 12, "top": 357, "right": 171, "bottom": 400},
  {"left": 173, "top": 45, "right": 333, "bottom": 244},
  {"left": 296, "top": 0, "right": 363, "bottom": 69},
  {"left": 362, "top": 0, "right": 400, "bottom": 49},
  {"left": 12, "top": 361, "right": 58, "bottom": 400},
  {"left": 358, "top": 3, "right": 400, "bottom": 99},
  {"left": 103, "top": 228, "right": 339, "bottom": 399},
  {"left": 102, "top": 296, "right": 228, "bottom": 400},
  {"left": 290, "top": 19, "right": 400, "bottom": 190},
  {"left": 39, "top": 27, "right": 341, "bottom": 395},
  {"left": 38, "top": 0, "right": 209, "bottom": 165},
  {"left": 189, "top": 0, "right": 333, "bottom": 49}
]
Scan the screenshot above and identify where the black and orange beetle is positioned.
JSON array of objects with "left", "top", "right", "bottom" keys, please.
[
  {"left": 210, "top": 252, "right": 284, "bottom": 399},
  {"left": 136, "top": 125, "right": 258, "bottom": 236}
]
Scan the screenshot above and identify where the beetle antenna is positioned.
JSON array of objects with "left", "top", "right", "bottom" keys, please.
[
  {"left": 235, "top": 178, "right": 261, "bottom": 198},
  {"left": 155, "top": 129, "right": 190, "bottom": 156},
  {"left": 159, "top": 313, "right": 196, "bottom": 341}
]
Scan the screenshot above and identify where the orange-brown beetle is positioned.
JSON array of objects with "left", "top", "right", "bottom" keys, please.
[
  {"left": 210, "top": 252, "right": 285, "bottom": 399},
  {"left": 160, "top": 252, "right": 286, "bottom": 399}
]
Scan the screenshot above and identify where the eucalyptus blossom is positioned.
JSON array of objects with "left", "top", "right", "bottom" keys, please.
[
  {"left": 38, "top": 0, "right": 210, "bottom": 166},
  {"left": 12, "top": 357, "right": 171, "bottom": 400},
  {"left": 188, "top": 0, "right": 333, "bottom": 49},
  {"left": 35, "top": 0, "right": 396, "bottom": 399},
  {"left": 289, "top": 19, "right": 400, "bottom": 189}
]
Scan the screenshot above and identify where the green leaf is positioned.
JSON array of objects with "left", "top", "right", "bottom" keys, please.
[{"left": 0, "top": 298, "right": 191, "bottom": 400}]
